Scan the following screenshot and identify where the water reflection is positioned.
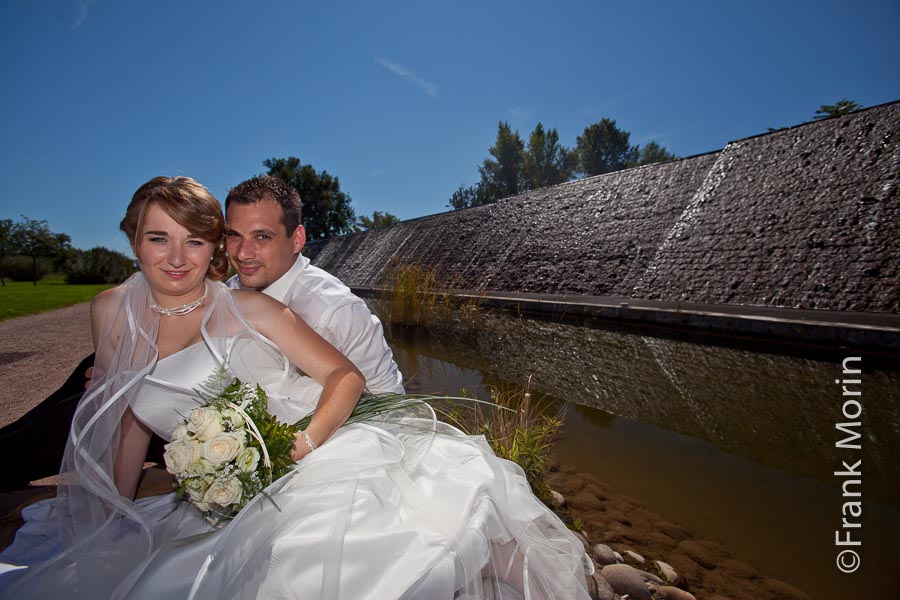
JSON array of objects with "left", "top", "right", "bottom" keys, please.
[
  {"left": 377, "top": 306, "right": 900, "bottom": 599},
  {"left": 380, "top": 306, "right": 900, "bottom": 506}
]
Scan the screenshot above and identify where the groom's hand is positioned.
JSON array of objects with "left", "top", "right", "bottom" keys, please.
[{"left": 84, "top": 366, "right": 94, "bottom": 389}]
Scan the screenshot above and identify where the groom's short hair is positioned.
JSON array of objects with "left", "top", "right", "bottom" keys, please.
[{"left": 225, "top": 176, "right": 303, "bottom": 236}]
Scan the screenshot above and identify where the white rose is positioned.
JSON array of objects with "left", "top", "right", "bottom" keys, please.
[
  {"left": 171, "top": 423, "right": 188, "bottom": 441},
  {"left": 163, "top": 440, "right": 195, "bottom": 475},
  {"left": 187, "top": 408, "right": 224, "bottom": 442},
  {"left": 195, "top": 457, "right": 218, "bottom": 475},
  {"left": 184, "top": 477, "right": 210, "bottom": 503},
  {"left": 236, "top": 447, "right": 260, "bottom": 473},
  {"left": 221, "top": 408, "right": 245, "bottom": 429},
  {"left": 204, "top": 477, "right": 243, "bottom": 508},
  {"left": 202, "top": 433, "right": 244, "bottom": 466}
]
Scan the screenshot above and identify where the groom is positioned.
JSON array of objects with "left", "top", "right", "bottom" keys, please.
[{"left": 0, "top": 175, "right": 403, "bottom": 490}]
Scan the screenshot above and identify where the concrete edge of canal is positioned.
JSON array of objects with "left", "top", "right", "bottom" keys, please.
[{"left": 352, "top": 287, "right": 900, "bottom": 354}]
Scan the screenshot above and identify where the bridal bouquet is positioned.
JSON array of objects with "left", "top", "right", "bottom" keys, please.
[{"left": 163, "top": 369, "right": 427, "bottom": 522}]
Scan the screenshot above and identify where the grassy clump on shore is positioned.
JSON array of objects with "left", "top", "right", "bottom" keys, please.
[
  {"left": 379, "top": 262, "right": 560, "bottom": 499},
  {"left": 379, "top": 261, "right": 482, "bottom": 330},
  {"left": 442, "top": 380, "right": 563, "bottom": 504},
  {"left": 383, "top": 262, "right": 440, "bottom": 326},
  {"left": 0, "top": 274, "right": 111, "bottom": 321}
]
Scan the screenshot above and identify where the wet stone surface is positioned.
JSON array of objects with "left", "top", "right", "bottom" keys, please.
[{"left": 308, "top": 102, "right": 900, "bottom": 313}]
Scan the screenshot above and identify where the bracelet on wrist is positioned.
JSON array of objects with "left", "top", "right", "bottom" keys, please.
[{"left": 299, "top": 430, "right": 317, "bottom": 454}]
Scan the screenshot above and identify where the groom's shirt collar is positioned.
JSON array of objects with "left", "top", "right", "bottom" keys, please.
[{"left": 225, "top": 254, "right": 308, "bottom": 303}]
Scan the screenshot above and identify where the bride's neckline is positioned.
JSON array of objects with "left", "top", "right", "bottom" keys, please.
[{"left": 157, "top": 340, "right": 206, "bottom": 363}]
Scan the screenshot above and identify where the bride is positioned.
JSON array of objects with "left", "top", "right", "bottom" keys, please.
[{"left": 0, "top": 176, "right": 593, "bottom": 599}]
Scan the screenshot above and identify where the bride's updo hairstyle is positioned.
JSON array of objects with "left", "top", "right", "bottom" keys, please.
[{"left": 120, "top": 176, "right": 229, "bottom": 280}]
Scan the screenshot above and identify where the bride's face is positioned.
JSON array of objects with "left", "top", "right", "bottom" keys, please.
[{"left": 135, "top": 203, "right": 214, "bottom": 303}]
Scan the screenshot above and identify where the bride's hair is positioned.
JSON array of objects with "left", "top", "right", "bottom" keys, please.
[{"left": 120, "top": 176, "right": 229, "bottom": 280}]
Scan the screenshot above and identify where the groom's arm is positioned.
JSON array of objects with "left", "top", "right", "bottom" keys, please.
[
  {"left": 0, "top": 353, "right": 94, "bottom": 491},
  {"left": 313, "top": 301, "right": 404, "bottom": 395}
]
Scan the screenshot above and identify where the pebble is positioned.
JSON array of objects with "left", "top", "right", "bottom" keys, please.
[
  {"left": 570, "top": 490, "right": 604, "bottom": 511},
  {"left": 758, "top": 577, "right": 809, "bottom": 600},
  {"left": 598, "top": 564, "right": 652, "bottom": 600},
  {"left": 624, "top": 549, "right": 646, "bottom": 565},
  {"left": 572, "top": 530, "right": 590, "bottom": 552},
  {"left": 654, "top": 559, "right": 679, "bottom": 584},
  {"left": 675, "top": 539, "right": 727, "bottom": 569},
  {"left": 635, "top": 568, "right": 663, "bottom": 584},
  {"left": 591, "top": 571, "right": 616, "bottom": 600},
  {"left": 591, "top": 543, "right": 619, "bottom": 566},
  {"left": 719, "top": 558, "right": 758, "bottom": 580},
  {"left": 549, "top": 489, "right": 565, "bottom": 508},
  {"left": 652, "top": 520, "right": 692, "bottom": 542},
  {"left": 657, "top": 585, "right": 697, "bottom": 600}
]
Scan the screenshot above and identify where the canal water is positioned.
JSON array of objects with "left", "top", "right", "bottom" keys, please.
[{"left": 374, "top": 304, "right": 900, "bottom": 599}]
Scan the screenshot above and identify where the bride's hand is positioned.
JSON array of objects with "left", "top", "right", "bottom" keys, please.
[
  {"left": 290, "top": 432, "right": 315, "bottom": 462},
  {"left": 234, "top": 291, "right": 365, "bottom": 454}
]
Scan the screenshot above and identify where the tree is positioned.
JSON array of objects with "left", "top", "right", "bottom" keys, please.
[
  {"left": 64, "top": 247, "right": 135, "bottom": 284},
  {"left": 477, "top": 121, "right": 525, "bottom": 201},
  {"left": 812, "top": 99, "right": 861, "bottom": 120},
  {"left": 263, "top": 157, "right": 357, "bottom": 240},
  {"left": 635, "top": 141, "right": 677, "bottom": 166},
  {"left": 522, "top": 123, "right": 576, "bottom": 190},
  {"left": 575, "top": 118, "right": 638, "bottom": 177},
  {"left": 0, "top": 218, "right": 13, "bottom": 286},
  {"left": 447, "top": 181, "right": 491, "bottom": 211},
  {"left": 356, "top": 211, "right": 400, "bottom": 231},
  {"left": 9, "top": 216, "right": 72, "bottom": 285}
]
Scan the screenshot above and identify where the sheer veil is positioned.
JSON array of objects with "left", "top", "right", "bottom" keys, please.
[{"left": 5, "top": 273, "right": 288, "bottom": 598}]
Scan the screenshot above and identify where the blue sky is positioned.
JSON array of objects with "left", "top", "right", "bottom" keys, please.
[{"left": 1, "top": 0, "right": 898, "bottom": 253}]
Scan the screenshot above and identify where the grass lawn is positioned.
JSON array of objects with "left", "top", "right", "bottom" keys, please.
[{"left": 0, "top": 274, "right": 112, "bottom": 321}]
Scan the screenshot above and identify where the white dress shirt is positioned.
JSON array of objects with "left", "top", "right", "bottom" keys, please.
[{"left": 227, "top": 254, "right": 404, "bottom": 402}]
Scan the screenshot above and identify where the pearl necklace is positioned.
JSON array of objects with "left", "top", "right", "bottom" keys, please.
[{"left": 150, "top": 285, "right": 208, "bottom": 317}]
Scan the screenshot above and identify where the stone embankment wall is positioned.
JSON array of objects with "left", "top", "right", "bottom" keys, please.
[{"left": 307, "top": 102, "right": 899, "bottom": 313}]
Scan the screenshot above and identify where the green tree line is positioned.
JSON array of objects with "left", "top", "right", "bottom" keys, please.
[
  {"left": 448, "top": 118, "right": 677, "bottom": 210},
  {"left": 0, "top": 216, "right": 134, "bottom": 286}
]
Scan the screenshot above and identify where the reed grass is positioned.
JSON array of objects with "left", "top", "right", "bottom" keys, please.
[
  {"left": 379, "top": 261, "right": 482, "bottom": 330},
  {"left": 384, "top": 261, "right": 439, "bottom": 326},
  {"left": 440, "top": 378, "right": 564, "bottom": 503},
  {"left": 377, "top": 263, "right": 560, "bottom": 501}
]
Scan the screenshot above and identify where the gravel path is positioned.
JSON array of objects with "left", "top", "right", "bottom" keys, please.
[
  {"left": 0, "top": 303, "right": 93, "bottom": 517},
  {"left": 0, "top": 303, "right": 93, "bottom": 428}
]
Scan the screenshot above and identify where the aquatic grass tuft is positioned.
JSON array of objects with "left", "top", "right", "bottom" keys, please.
[
  {"left": 379, "top": 260, "right": 483, "bottom": 330},
  {"left": 443, "top": 378, "right": 564, "bottom": 504},
  {"left": 384, "top": 261, "right": 440, "bottom": 327}
]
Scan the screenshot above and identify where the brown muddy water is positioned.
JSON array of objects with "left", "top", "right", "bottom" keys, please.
[{"left": 376, "top": 305, "right": 900, "bottom": 600}]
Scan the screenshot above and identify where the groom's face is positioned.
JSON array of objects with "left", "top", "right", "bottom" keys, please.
[{"left": 225, "top": 198, "right": 305, "bottom": 290}]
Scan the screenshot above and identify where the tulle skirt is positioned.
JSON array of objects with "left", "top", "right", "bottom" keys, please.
[{"left": 1, "top": 417, "right": 593, "bottom": 599}]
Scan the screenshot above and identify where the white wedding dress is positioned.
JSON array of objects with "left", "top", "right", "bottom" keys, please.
[{"left": 0, "top": 340, "right": 593, "bottom": 599}]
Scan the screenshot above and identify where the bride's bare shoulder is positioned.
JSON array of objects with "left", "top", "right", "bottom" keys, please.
[
  {"left": 230, "top": 289, "right": 288, "bottom": 317},
  {"left": 90, "top": 286, "right": 127, "bottom": 348},
  {"left": 91, "top": 286, "right": 121, "bottom": 313},
  {"left": 231, "top": 290, "right": 287, "bottom": 329}
]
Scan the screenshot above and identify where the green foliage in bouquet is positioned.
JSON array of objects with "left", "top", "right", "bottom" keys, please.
[
  {"left": 206, "top": 377, "right": 300, "bottom": 481},
  {"left": 168, "top": 364, "right": 452, "bottom": 522},
  {"left": 200, "top": 373, "right": 433, "bottom": 481}
]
